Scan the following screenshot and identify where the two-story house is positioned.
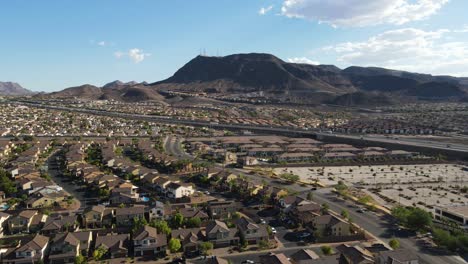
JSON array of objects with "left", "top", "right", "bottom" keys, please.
[
  {"left": 235, "top": 217, "right": 269, "bottom": 245},
  {"left": 8, "top": 210, "right": 46, "bottom": 234},
  {"left": 115, "top": 206, "right": 145, "bottom": 226},
  {"left": 82, "top": 205, "right": 106, "bottom": 228},
  {"left": 94, "top": 233, "right": 130, "bottom": 259},
  {"left": 1, "top": 234, "right": 49, "bottom": 264},
  {"left": 205, "top": 220, "right": 239, "bottom": 248},
  {"left": 133, "top": 226, "right": 167, "bottom": 257},
  {"left": 309, "top": 214, "right": 351, "bottom": 237},
  {"left": 166, "top": 182, "right": 194, "bottom": 199}
]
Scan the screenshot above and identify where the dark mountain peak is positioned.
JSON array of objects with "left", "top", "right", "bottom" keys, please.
[
  {"left": 103, "top": 80, "right": 124, "bottom": 89},
  {"left": 153, "top": 53, "right": 355, "bottom": 95},
  {"left": 103, "top": 80, "right": 138, "bottom": 90}
]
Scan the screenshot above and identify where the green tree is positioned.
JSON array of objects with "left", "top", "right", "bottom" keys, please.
[
  {"left": 132, "top": 216, "right": 148, "bottom": 233},
  {"left": 186, "top": 217, "right": 202, "bottom": 228},
  {"left": 74, "top": 254, "right": 87, "bottom": 264},
  {"left": 391, "top": 206, "right": 432, "bottom": 231},
  {"left": 0, "top": 169, "right": 17, "bottom": 195},
  {"left": 200, "top": 242, "right": 214, "bottom": 256},
  {"left": 171, "top": 213, "right": 184, "bottom": 228},
  {"left": 406, "top": 208, "right": 432, "bottom": 231},
  {"left": 389, "top": 238, "right": 400, "bottom": 249},
  {"left": 150, "top": 220, "right": 171, "bottom": 236},
  {"left": 321, "top": 245, "right": 333, "bottom": 256},
  {"left": 321, "top": 203, "right": 330, "bottom": 214},
  {"left": 92, "top": 246, "right": 108, "bottom": 260},
  {"left": 341, "top": 210, "right": 349, "bottom": 219},
  {"left": 258, "top": 240, "right": 269, "bottom": 250},
  {"left": 168, "top": 238, "right": 181, "bottom": 253},
  {"left": 280, "top": 173, "right": 300, "bottom": 183}
]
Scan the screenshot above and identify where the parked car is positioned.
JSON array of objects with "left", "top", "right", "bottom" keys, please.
[
  {"left": 242, "top": 260, "right": 255, "bottom": 264},
  {"left": 297, "top": 232, "right": 311, "bottom": 239},
  {"left": 270, "top": 227, "right": 277, "bottom": 234}
]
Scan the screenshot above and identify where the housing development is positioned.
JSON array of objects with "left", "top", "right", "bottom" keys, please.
[
  {"left": 0, "top": 97, "right": 467, "bottom": 264},
  {"left": 2, "top": 1, "right": 468, "bottom": 263}
]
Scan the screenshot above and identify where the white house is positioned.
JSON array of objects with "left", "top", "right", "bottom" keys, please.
[{"left": 166, "top": 182, "right": 194, "bottom": 199}]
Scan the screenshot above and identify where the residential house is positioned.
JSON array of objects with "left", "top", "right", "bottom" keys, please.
[
  {"left": 171, "top": 228, "right": 204, "bottom": 257},
  {"left": 133, "top": 226, "right": 167, "bottom": 257},
  {"left": 235, "top": 217, "right": 269, "bottom": 245},
  {"left": 205, "top": 220, "right": 239, "bottom": 248},
  {"left": 310, "top": 214, "right": 351, "bottom": 237},
  {"left": 377, "top": 249, "right": 419, "bottom": 264},
  {"left": 49, "top": 232, "right": 87, "bottom": 264},
  {"left": 94, "top": 233, "right": 130, "bottom": 259},
  {"left": 166, "top": 182, "right": 194, "bottom": 199},
  {"left": 207, "top": 200, "right": 241, "bottom": 219},
  {"left": 290, "top": 249, "right": 320, "bottom": 263},
  {"left": 289, "top": 201, "right": 321, "bottom": 225},
  {"left": 25, "top": 190, "right": 67, "bottom": 209},
  {"left": 41, "top": 215, "right": 78, "bottom": 235},
  {"left": 1, "top": 234, "right": 49, "bottom": 264},
  {"left": 178, "top": 207, "right": 209, "bottom": 221},
  {"left": 82, "top": 205, "right": 106, "bottom": 228},
  {"left": 149, "top": 201, "right": 170, "bottom": 221},
  {"left": 8, "top": 210, "right": 46, "bottom": 234},
  {"left": 0, "top": 212, "right": 11, "bottom": 237},
  {"left": 115, "top": 206, "right": 145, "bottom": 226},
  {"left": 337, "top": 244, "right": 374, "bottom": 264}
]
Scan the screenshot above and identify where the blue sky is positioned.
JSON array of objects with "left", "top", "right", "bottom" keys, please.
[{"left": 1, "top": 0, "right": 467, "bottom": 91}]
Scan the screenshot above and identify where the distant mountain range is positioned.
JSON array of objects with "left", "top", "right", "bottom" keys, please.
[
  {"left": 35, "top": 81, "right": 165, "bottom": 102},
  {"left": 36, "top": 53, "right": 468, "bottom": 105},
  {"left": 0, "top": 82, "right": 34, "bottom": 96}
]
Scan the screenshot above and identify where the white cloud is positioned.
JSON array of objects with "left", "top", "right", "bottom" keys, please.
[
  {"left": 259, "top": 5, "right": 274, "bottom": 15},
  {"left": 281, "top": 0, "right": 449, "bottom": 27},
  {"left": 114, "top": 48, "right": 151, "bottom": 63},
  {"left": 323, "top": 28, "right": 468, "bottom": 76},
  {"left": 97, "top": 41, "right": 107, "bottom": 46},
  {"left": 287, "top": 57, "right": 319, "bottom": 65}
]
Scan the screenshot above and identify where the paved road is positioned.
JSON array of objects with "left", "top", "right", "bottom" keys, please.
[
  {"left": 321, "top": 133, "right": 468, "bottom": 153},
  {"left": 47, "top": 151, "right": 98, "bottom": 211},
  {"left": 164, "top": 135, "right": 193, "bottom": 159}
]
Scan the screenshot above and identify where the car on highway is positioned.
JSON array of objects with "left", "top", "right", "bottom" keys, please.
[{"left": 357, "top": 208, "right": 367, "bottom": 213}]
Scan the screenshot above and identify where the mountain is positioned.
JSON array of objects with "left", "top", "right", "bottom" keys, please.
[
  {"left": 39, "top": 53, "right": 468, "bottom": 105},
  {"left": 0, "top": 82, "right": 34, "bottom": 96},
  {"left": 102, "top": 80, "right": 138, "bottom": 90},
  {"left": 37, "top": 82, "right": 166, "bottom": 103},
  {"left": 150, "top": 53, "right": 467, "bottom": 104},
  {"left": 152, "top": 53, "right": 356, "bottom": 95},
  {"left": 41, "top": 84, "right": 102, "bottom": 100}
]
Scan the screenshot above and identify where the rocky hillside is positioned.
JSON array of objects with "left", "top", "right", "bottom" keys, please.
[
  {"left": 0, "top": 82, "right": 34, "bottom": 96},
  {"left": 39, "top": 53, "right": 468, "bottom": 105}
]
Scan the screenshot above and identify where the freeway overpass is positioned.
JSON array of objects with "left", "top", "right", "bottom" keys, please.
[{"left": 9, "top": 100, "right": 468, "bottom": 160}]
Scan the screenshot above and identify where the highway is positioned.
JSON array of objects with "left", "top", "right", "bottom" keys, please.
[{"left": 321, "top": 133, "right": 468, "bottom": 153}]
